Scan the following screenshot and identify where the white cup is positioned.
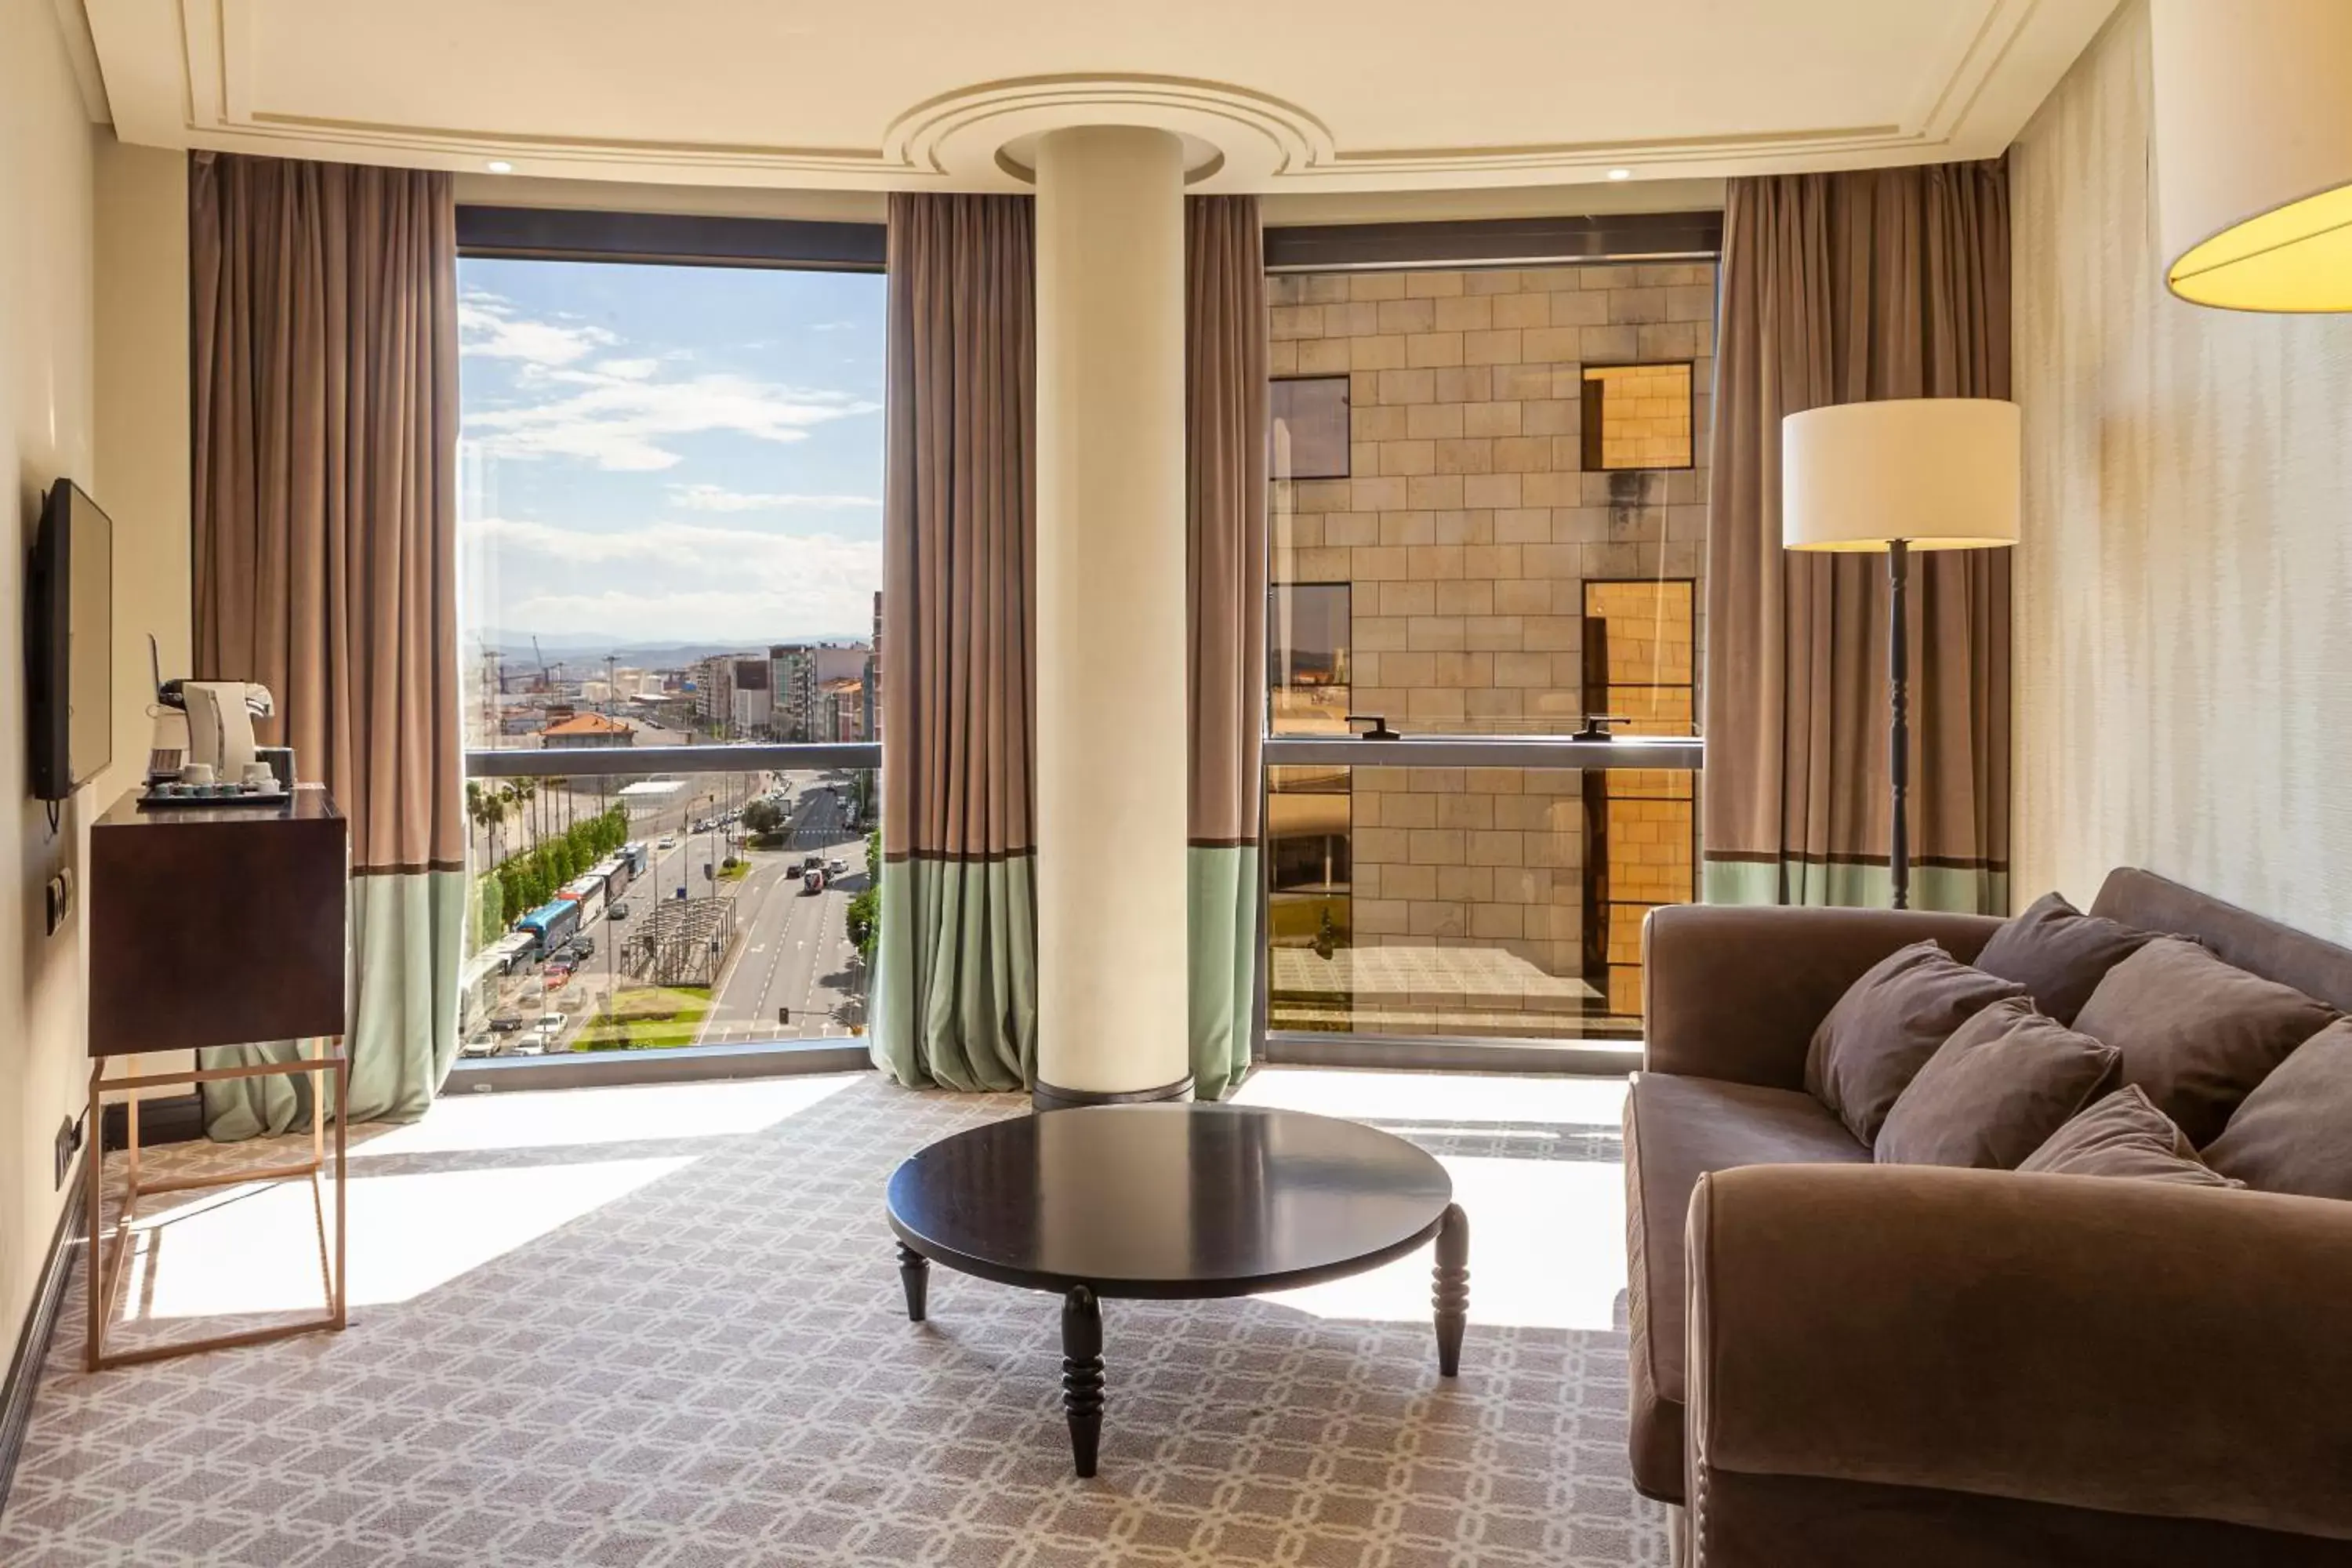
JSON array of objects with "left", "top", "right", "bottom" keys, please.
[
  {"left": 242, "top": 761, "right": 275, "bottom": 787},
  {"left": 180, "top": 762, "right": 215, "bottom": 786}
]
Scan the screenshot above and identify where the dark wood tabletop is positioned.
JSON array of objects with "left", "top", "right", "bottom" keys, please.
[{"left": 885, "top": 1103, "right": 1455, "bottom": 1299}]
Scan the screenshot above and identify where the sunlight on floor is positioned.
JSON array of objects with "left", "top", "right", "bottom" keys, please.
[
  {"left": 356, "top": 1072, "right": 864, "bottom": 1156},
  {"left": 1236, "top": 1068, "right": 1630, "bottom": 1334},
  {"left": 118, "top": 1157, "right": 694, "bottom": 1318},
  {"left": 105, "top": 1066, "right": 1628, "bottom": 1339},
  {"left": 1232, "top": 1065, "right": 1630, "bottom": 1130},
  {"left": 107, "top": 1072, "right": 868, "bottom": 1325}
]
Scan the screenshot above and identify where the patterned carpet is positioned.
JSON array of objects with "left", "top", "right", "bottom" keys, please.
[{"left": 1, "top": 1070, "right": 1668, "bottom": 1566}]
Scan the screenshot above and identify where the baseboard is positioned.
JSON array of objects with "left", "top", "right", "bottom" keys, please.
[
  {"left": 101, "top": 1091, "right": 205, "bottom": 1151},
  {"left": 0, "top": 1148, "right": 85, "bottom": 1523}
]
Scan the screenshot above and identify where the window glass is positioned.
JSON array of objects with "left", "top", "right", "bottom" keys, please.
[
  {"left": 456, "top": 256, "right": 884, "bottom": 1055},
  {"left": 1267, "top": 264, "right": 1711, "bottom": 739},
  {"left": 1263, "top": 263, "right": 1714, "bottom": 1043},
  {"left": 1580, "top": 362, "right": 1696, "bottom": 470}
]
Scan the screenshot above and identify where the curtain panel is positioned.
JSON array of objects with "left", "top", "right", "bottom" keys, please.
[
  {"left": 1185, "top": 197, "right": 1268, "bottom": 1100},
  {"left": 870, "top": 194, "right": 1040, "bottom": 1092},
  {"left": 191, "top": 151, "right": 466, "bottom": 1138},
  {"left": 1701, "top": 162, "right": 2014, "bottom": 914}
]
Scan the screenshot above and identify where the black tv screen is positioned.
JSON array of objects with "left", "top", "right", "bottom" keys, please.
[{"left": 29, "top": 479, "right": 112, "bottom": 800}]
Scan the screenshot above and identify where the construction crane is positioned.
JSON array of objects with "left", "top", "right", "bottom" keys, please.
[{"left": 530, "top": 635, "right": 563, "bottom": 695}]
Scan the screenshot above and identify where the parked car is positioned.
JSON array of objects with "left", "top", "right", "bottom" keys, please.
[
  {"left": 488, "top": 1014, "right": 524, "bottom": 1033},
  {"left": 508, "top": 1037, "right": 546, "bottom": 1058},
  {"left": 607, "top": 901, "right": 630, "bottom": 922},
  {"left": 658, "top": 836, "right": 677, "bottom": 849},
  {"left": 460, "top": 1033, "right": 501, "bottom": 1058},
  {"left": 784, "top": 857, "right": 805, "bottom": 877},
  {"left": 537, "top": 1012, "right": 567, "bottom": 1034},
  {"left": 826, "top": 858, "right": 848, "bottom": 876}
]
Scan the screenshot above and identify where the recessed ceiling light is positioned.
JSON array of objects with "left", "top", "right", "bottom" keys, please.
[
  {"left": 1606, "top": 167, "right": 1633, "bottom": 181},
  {"left": 485, "top": 160, "right": 514, "bottom": 174}
]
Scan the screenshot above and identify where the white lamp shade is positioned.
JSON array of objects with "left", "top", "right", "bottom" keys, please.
[
  {"left": 1782, "top": 398, "right": 2020, "bottom": 553},
  {"left": 2154, "top": 0, "right": 2352, "bottom": 311}
]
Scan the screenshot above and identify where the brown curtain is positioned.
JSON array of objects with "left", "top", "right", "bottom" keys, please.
[
  {"left": 1185, "top": 196, "right": 1268, "bottom": 1099},
  {"left": 191, "top": 151, "right": 464, "bottom": 1135},
  {"left": 871, "top": 193, "right": 1039, "bottom": 1092},
  {"left": 1702, "top": 161, "right": 2013, "bottom": 913}
]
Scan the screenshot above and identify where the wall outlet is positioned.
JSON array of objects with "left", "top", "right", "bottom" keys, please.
[
  {"left": 53, "top": 1112, "right": 82, "bottom": 1189},
  {"left": 44, "top": 867, "right": 72, "bottom": 935}
]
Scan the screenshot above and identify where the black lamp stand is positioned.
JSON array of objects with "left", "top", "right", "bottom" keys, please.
[{"left": 1886, "top": 538, "right": 1911, "bottom": 911}]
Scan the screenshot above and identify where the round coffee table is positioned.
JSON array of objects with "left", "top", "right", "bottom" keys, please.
[{"left": 884, "top": 1102, "right": 1468, "bottom": 1476}]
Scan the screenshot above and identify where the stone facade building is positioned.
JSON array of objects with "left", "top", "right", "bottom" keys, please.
[{"left": 1265, "top": 260, "right": 1712, "bottom": 1032}]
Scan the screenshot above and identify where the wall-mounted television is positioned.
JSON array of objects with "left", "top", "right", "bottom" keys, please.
[{"left": 28, "top": 479, "right": 113, "bottom": 800}]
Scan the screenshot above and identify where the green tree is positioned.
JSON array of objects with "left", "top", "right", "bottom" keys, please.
[{"left": 845, "top": 826, "right": 884, "bottom": 961}]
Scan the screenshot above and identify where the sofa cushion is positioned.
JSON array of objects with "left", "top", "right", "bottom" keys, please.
[
  {"left": 1974, "top": 891, "right": 2159, "bottom": 1025},
  {"left": 1622, "top": 1072, "right": 1868, "bottom": 1501},
  {"left": 1875, "top": 996, "right": 2121, "bottom": 1169},
  {"left": 2020, "top": 1086, "right": 2242, "bottom": 1188},
  {"left": 2204, "top": 1020, "right": 2352, "bottom": 1199},
  {"left": 1805, "top": 941, "right": 2027, "bottom": 1146},
  {"left": 2071, "top": 938, "right": 2338, "bottom": 1147}
]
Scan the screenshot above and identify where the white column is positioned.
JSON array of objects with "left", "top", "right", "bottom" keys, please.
[{"left": 1033, "top": 125, "right": 1191, "bottom": 1103}]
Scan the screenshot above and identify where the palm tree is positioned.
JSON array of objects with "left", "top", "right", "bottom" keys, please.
[
  {"left": 503, "top": 778, "right": 535, "bottom": 850},
  {"left": 466, "top": 780, "right": 510, "bottom": 866}
]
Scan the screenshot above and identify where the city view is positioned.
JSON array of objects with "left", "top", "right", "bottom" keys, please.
[
  {"left": 453, "top": 251, "right": 1707, "bottom": 1053},
  {"left": 456, "top": 255, "right": 886, "bottom": 1054}
]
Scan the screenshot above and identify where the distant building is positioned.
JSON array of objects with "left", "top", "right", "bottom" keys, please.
[
  {"left": 866, "top": 590, "right": 883, "bottom": 742},
  {"left": 540, "top": 713, "right": 636, "bottom": 750},
  {"left": 818, "top": 677, "right": 866, "bottom": 742},
  {"left": 731, "top": 657, "right": 772, "bottom": 735},
  {"left": 691, "top": 655, "right": 737, "bottom": 732},
  {"left": 770, "top": 643, "right": 871, "bottom": 741}
]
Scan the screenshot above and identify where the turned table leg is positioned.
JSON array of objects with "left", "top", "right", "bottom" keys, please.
[
  {"left": 897, "top": 1243, "right": 930, "bottom": 1323},
  {"left": 1062, "top": 1285, "right": 1105, "bottom": 1477},
  {"left": 1433, "top": 1203, "right": 1469, "bottom": 1377}
]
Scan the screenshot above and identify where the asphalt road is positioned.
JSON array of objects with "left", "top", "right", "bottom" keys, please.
[{"left": 698, "top": 778, "right": 870, "bottom": 1043}]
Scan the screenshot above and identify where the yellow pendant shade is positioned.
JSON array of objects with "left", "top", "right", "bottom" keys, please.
[{"left": 2154, "top": 0, "right": 2352, "bottom": 313}]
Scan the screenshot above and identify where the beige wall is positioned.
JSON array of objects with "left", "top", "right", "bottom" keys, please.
[
  {"left": 94, "top": 143, "right": 195, "bottom": 1095},
  {"left": 2011, "top": 1, "right": 2352, "bottom": 938},
  {"left": 0, "top": 8, "right": 194, "bottom": 1358},
  {"left": 1, "top": 0, "right": 101, "bottom": 1359}
]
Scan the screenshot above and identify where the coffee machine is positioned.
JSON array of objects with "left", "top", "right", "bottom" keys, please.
[
  {"left": 147, "top": 636, "right": 278, "bottom": 783},
  {"left": 180, "top": 681, "right": 274, "bottom": 779}
]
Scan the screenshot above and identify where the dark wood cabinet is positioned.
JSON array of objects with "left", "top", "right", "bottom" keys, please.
[{"left": 87, "top": 786, "right": 348, "bottom": 1057}]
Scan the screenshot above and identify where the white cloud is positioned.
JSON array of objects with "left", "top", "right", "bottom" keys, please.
[
  {"left": 809, "top": 320, "right": 858, "bottom": 333},
  {"left": 459, "top": 515, "right": 879, "bottom": 643},
  {"left": 667, "top": 483, "right": 880, "bottom": 513},
  {"left": 459, "top": 297, "right": 877, "bottom": 471},
  {"left": 463, "top": 366, "right": 877, "bottom": 472},
  {"left": 458, "top": 293, "right": 615, "bottom": 367}
]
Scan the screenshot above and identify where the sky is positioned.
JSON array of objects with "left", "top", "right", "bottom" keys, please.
[{"left": 458, "top": 257, "right": 885, "bottom": 651}]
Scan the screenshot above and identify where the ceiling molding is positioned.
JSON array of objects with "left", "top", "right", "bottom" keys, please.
[{"left": 88, "top": 0, "right": 2122, "bottom": 195}]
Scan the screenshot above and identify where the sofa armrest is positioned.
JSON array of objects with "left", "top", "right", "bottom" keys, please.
[
  {"left": 1639, "top": 905, "right": 2003, "bottom": 1088},
  {"left": 1686, "top": 1163, "right": 2352, "bottom": 1542}
]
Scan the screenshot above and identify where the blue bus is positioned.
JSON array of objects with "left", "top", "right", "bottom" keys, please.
[{"left": 514, "top": 898, "right": 583, "bottom": 958}]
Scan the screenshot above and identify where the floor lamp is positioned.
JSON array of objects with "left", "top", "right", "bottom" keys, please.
[{"left": 1781, "top": 398, "right": 2020, "bottom": 910}]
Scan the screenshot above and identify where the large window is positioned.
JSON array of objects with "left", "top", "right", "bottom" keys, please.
[
  {"left": 1264, "top": 258, "right": 1712, "bottom": 1047},
  {"left": 456, "top": 218, "right": 884, "bottom": 1063}
]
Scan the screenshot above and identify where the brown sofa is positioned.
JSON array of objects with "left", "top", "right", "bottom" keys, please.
[{"left": 1625, "top": 869, "right": 2352, "bottom": 1566}]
